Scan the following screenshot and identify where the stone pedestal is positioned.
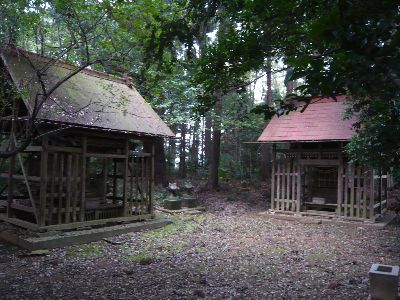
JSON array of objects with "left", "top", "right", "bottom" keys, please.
[
  {"left": 163, "top": 199, "right": 182, "bottom": 210},
  {"left": 164, "top": 183, "right": 182, "bottom": 210},
  {"left": 369, "top": 263, "right": 399, "bottom": 300},
  {"left": 182, "top": 197, "right": 197, "bottom": 208}
]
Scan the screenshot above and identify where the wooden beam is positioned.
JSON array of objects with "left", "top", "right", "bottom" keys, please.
[{"left": 87, "top": 153, "right": 126, "bottom": 159}]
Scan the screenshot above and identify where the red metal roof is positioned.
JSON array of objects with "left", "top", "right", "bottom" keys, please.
[{"left": 258, "top": 96, "right": 357, "bottom": 142}]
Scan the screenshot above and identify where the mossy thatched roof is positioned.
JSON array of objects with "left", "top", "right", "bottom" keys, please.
[{"left": 0, "top": 49, "right": 174, "bottom": 137}]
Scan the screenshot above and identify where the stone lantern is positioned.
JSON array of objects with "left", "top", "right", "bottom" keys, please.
[
  {"left": 163, "top": 183, "right": 182, "bottom": 210},
  {"left": 182, "top": 182, "right": 197, "bottom": 208}
]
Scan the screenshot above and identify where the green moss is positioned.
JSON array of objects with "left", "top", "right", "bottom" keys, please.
[
  {"left": 263, "top": 246, "right": 286, "bottom": 256},
  {"left": 308, "top": 252, "right": 335, "bottom": 263},
  {"left": 124, "top": 251, "right": 158, "bottom": 265},
  {"left": 66, "top": 244, "right": 102, "bottom": 257},
  {"left": 141, "top": 215, "right": 205, "bottom": 240}
]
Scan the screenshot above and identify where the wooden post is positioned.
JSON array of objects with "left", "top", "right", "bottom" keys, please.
[
  {"left": 344, "top": 163, "right": 349, "bottom": 217},
  {"left": 282, "top": 159, "right": 287, "bottom": 210},
  {"left": 48, "top": 153, "right": 58, "bottom": 225},
  {"left": 122, "top": 139, "right": 129, "bottom": 217},
  {"left": 349, "top": 164, "right": 355, "bottom": 217},
  {"left": 102, "top": 159, "right": 108, "bottom": 203},
  {"left": 149, "top": 141, "right": 155, "bottom": 214},
  {"left": 113, "top": 159, "right": 117, "bottom": 203},
  {"left": 277, "top": 160, "right": 281, "bottom": 210},
  {"left": 80, "top": 136, "right": 87, "bottom": 222},
  {"left": 337, "top": 153, "right": 343, "bottom": 217},
  {"left": 356, "top": 166, "right": 361, "bottom": 218},
  {"left": 362, "top": 168, "right": 367, "bottom": 219},
  {"left": 72, "top": 154, "right": 79, "bottom": 223},
  {"left": 270, "top": 145, "right": 276, "bottom": 210},
  {"left": 7, "top": 100, "right": 17, "bottom": 219},
  {"left": 286, "top": 159, "right": 290, "bottom": 211},
  {"left": 39, "top": 136, "right": 49, "bottom": 227},
  {"left": 378, "top": 170, "right": 383, "bottom": 215},
  {"left": 65, "top": 154, "right": 72, "bottom": 223},
  {"left": 369, "top": 169, "right": 375, "bottom": 220},
  {"left": 296, "top": 150, "right": 301, "bottom": 213},
  {"left": 58, "top": 154, "right": 64, "bottom": 224},
  {"left": 291, "top": 159, "right": 296, "bottom": 212}
]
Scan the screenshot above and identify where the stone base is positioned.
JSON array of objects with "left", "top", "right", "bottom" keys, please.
[
  {"left": 163, "top": 199, "right": 182, "bottom": 210},
  {"left": 182, "top": 197, "right": 197, "bottom": 208}
]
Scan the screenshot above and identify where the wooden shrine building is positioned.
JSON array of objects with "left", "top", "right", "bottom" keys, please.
[
  {"left": 0, "top": 49, "right": 174, "bottom": 231},
  {"left": 258, "top": 96, "right": 392, "bottom": 222}
]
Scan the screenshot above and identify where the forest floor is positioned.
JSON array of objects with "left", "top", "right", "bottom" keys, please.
[{"left": 0, "top": 182, "right": 400, "bottom": 300}]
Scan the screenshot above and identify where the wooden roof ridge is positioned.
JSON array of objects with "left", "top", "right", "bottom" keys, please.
[{"left": 1, "top": 47, "right": 129, "bottom": 86}]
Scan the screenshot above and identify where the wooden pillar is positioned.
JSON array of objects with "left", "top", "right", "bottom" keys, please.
[
  {"left": 149, "top": 141, "right": 155, "bottom": 214},
  {"left": 349, "top": 164, "right": 355, "bottom": 217},
  {"left": 122, "top": 139, "right": 129, "bottom": 217},
  {"left": 79, "top": 136, "right": 87, "bottom": 222},
  {"left": 344, "top": 162, "right": 349, "bottom": 217},
  {"left": 48, "top": 153, "right": 57, "bottom": 225},
  {"left": 277, "top": 159, "right": 281, "bottom": 210},
  {"left": 296, "top": 148, "right": 301, "bottom": 213},
  {"left": 7, "top": 100, "right": 17, "bottom": 219},
  {"left": 113, "top": 159, "right": 117, "bottom": 203},
  {"left": 39, "top": 136, "right": 49, "bottom": 227},
  {"left": 356, "top": 166, "right": 361, "bottom": 218},
  {"left": 102, "top": 158, "right": 108, "bottom": 202},
  {"left": 369, "top": 169, "right": 375, "bottom": 220},
  {"left": 65, "top": 154, "right": 72, "bottom": 223},
  {"left": 270, "top": 144, "right": 276, "bottom": 210},
  {"left": 337, "top": 152, "right": 343, "bottom": 217}
]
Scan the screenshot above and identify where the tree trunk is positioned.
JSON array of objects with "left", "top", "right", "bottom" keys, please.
[
  {"left": 261, "top": 58, "right": 273, "bottom": 181},
  {"left": 179, "top": 123, "right": 187, "bottom": 178},
  {"left": 207, "top": 100, "right": 222, "bottom": 189},
  {"left": 190, "top": 120, "right": 200, "bottom": 175},
  {"left": 204, "top": 114, "right": 212, "bottom": 168},
  {"left": 167, "top": 132, "right": 176, "bottom": 176}
]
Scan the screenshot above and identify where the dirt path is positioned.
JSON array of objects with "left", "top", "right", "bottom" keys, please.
[{"left": 0, "top": 189, "right": 399, "bottom": 299}]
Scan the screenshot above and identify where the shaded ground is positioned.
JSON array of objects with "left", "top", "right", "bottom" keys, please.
[{"left": 0, "top": 184, "right": 399, "bottom": 299}]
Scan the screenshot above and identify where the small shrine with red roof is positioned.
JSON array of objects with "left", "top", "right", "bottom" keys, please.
[{"left": 258, "top": 96, "right": 391, "bottom": 221}]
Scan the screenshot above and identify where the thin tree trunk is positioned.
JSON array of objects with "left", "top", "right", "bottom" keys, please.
[
  {"left": 179, "top": 123, "right": 187, "bottom": 178},
  {"left": 167, "top": 132, "right": 176, "bottom": 176},
  {"left": 190, "top": 120, "right": 200, "bottom": 175},
  {"left": 204, "top": 114, "right": 212, "bottom": 168},
  {"left": 207, "top": 99, "right": 222, "bottom": 189},
  {"left": 261, "top": 58, "right": 273, "bottom": 181}
]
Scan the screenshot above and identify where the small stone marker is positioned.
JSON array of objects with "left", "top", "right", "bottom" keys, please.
[{"left": 369, "top": 263, "right": 400, "bottom": 300}]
